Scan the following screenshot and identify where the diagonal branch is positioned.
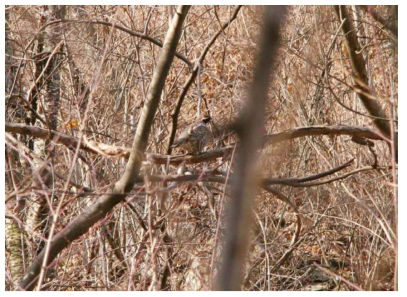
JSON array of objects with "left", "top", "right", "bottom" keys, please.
[
  {"left": 18, "top": 5, "right": 191, "bottom": 291},
  {"left": 167, "top": 5, "right": 243, "bottom": 154}
]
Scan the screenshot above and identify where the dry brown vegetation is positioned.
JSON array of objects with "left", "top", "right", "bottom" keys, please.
[{"left": 5, "top": 5, "right": 397, "bottom": 291}]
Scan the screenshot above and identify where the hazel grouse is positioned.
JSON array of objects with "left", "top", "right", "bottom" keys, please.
[{"left": 171, "top": 116, "right": 212, "bottom": 154}]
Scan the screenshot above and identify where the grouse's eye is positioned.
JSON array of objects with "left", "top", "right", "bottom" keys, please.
[{"left": 202, "top": 116, "right": 212, "bottom": 124}]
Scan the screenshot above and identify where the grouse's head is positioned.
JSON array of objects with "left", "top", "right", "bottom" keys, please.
[{"left": 201, "top": 115, "right": 212, "bottom": 124}]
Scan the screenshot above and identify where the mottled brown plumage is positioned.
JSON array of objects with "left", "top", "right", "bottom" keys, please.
[{"left": 171, "top": 116, "right": 212, "bottom": 154}]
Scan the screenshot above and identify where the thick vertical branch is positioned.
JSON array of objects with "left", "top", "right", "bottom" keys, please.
[
  {"left": 333, "top": 6, "right": 392, "bottom": 140},
  {"left": 5, "top": 7, "right": 27, "bottom": 288},
  {"left": 18, "top": 5, "right": 190, "bottom": 291},
  {"left": 25, "top": 6, "right": 66, "bottom": 265},
  {"left": 359, "top": 5, "right": 398, "bottom": 37},
  {"left": 216, "top": 6, "right": 287, "bottom": 290}
]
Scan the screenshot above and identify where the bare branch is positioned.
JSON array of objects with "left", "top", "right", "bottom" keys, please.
[
  {"left": 7, "top": 122, "right": 388, "bottom": 165},
  {"left": 333, "top": 6, "right": 392, "bottom": 140},
  {"left": 264, "top": 125, "right": 388, "bottom": 144},
  {"left": 5, "top": 122, "right": 130, "bottom": 157},
  {"left": 217, "top": 6, "right": 287, "bottom": 290}
]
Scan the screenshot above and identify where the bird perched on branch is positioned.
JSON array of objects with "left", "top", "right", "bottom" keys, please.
[{"left": 171, "top": 115, "right": 212, "bottom": 155}]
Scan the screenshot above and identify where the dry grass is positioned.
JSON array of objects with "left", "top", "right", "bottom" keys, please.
[{"left": 5, "top": 5, "right": 397, "bottom": 291}]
